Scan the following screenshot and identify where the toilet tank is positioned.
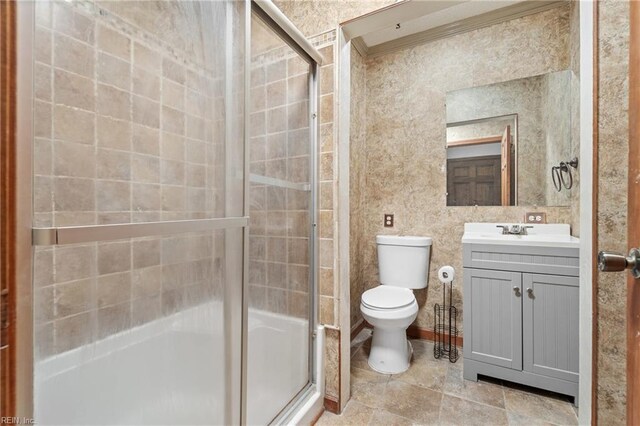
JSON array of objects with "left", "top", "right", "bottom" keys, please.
[{"left": 377, "top": 235, "right": 432, "bottom": 289}]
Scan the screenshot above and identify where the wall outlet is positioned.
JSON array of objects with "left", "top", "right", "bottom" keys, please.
[
  {"left": 384, "top": 214, "right": 394, "bottom": 227},
  {"left": 525, "top": 212, "right": 547, "bottom": 224}
]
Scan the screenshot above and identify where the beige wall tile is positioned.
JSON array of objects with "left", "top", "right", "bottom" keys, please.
[
  {"left": 133, "top": 67, "right": 161, "bottom": 101},
  {"left": 97, "top": 53, "right": 131, "bottom": 91},
  {"left": 162, "top": 106, "right": 185, "bottom": 135},
  {"left": 132, "top": 95, "right": 160, "bottom": 128},
  {"left": 35, "top": 63, "right": 52, "bottom": 101},
  {"left": 97, "top": 241, "right": 132, "bottom": 275},
  {"left": 52, "top": 3, "right": 94, "bottom": 44},
  {"left": 134, "top": 42, "right": 161, "bottom": 71},
  {"left": 132, "top": 266, "right": 162, "bottom": 298},
  {"left": 97, "top": 84, "right": 131, "bottom": 120},
  {"left": 96, "top": 180, "right": 131, "bottom": 212},
  {"left": 54, "top": 33, "right": 95, "bottom": 78},
  {"left": 320, "top": 295, "right": 334, "bottom": 325},
  {"left": 132, "top": 154, "right": 160, "bottom": 183},
  {"left": 133, "top": 239, "right": 161, "bottom": 269},
  {"left": 97, "top": 303, "right": 131, "bottom": 339},
  {"left": 54, "top": 105, "right": 94, "bottom": 144},
  {"left": 53, "top": 242, "right": 96, "bottom": 277},
  {"left": 55, "top": 279, "right": 93, "bottom": 319},
  {"left": 132, "top": 183, "right": 161, "bottom": 211},
  {"left": 54, "top": 69, "right": 95, "bottom": 111},
  {"left": 319, "top": 267, "right": 334, "bottom": 297},
  {"left": 97, "top": 24, "right": 131, "bottom": 60},
  {"left": 97, "top": 116, "right": 131, "bottom": 150},
  {"left": 54, "top": 141, "right": 96, "bottom": 178},
  {"left": 163, "top": 79, "right": 185, "bottom": 111},
  {"left": 54, "top": 312, "right": 93, "bottom": 353},
  {"left": 53, "top": 177, "right": 95, "bottom": 212},
  {"left": 132, "top": 124, "right": 159, "bottom": 155},
  {"left": 162, "top": 58, "right": 185, "bottom": 84},
  {"left": 97, "top": 272, "right": 132, "bottom": 308},
  {"left": 35, "top": 27, "right": 52, "bottom": 64},
  {"left": 97, "top": 149, "right": 131, "bottom": 180}
]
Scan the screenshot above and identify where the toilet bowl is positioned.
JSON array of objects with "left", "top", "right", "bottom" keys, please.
[{"left": 361, "top": 235, "right": 432, "bottom": 374}]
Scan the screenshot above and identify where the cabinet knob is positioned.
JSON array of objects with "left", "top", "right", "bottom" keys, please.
[
  {"left": 513, "top": 286, "right": 521, "bottom": 297},
  {"left": 527, "top": 288, "right": 534, "bottom": 298}
]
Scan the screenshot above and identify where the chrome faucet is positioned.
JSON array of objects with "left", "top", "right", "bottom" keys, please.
[{"left": 496, "top": 224, "right": 534, "bottom": 235}]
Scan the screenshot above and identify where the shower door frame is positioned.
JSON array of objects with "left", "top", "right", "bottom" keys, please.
[
  {"left": 12, "top": 0, "right": 323, "bottom": 423},
  {"left": 243, "top": 2, "right": 323, "bottom": 424}
]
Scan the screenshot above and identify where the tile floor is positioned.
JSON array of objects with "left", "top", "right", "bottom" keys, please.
[{"left": 316, "top": 330, "right": 578, "bottom": 426}]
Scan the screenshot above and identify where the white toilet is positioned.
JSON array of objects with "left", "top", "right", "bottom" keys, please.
[{"left": 360, "top": 235, "right": 432, "bottom": 374}]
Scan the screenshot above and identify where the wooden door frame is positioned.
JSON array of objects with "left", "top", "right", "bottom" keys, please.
[
  {"left": 1, "top": 0, "right": 34, "bottom": 418},
  {"left": 1, "top": 0, "right": 18, "bottom": 416},
  {"left": 628, "top": 1, "right": 639, "bottom": 424}
]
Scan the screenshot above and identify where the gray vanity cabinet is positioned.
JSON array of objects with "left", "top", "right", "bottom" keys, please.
[
  {"left": 462, "top": 243, "right": 579, "bottom": 404},
  {"left": 464, "top": 268, "right": 522, "bottom": 370},
  {"left": 523, "top": 273, "right": 579, "bottom": 383}
]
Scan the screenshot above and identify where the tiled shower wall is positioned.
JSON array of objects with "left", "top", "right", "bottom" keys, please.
[
  {"left": 247, "top": 37, "right": 313, "bottom": 318},
  {"left": 32, "top": 0, "right": 239, "bottom": 359}
]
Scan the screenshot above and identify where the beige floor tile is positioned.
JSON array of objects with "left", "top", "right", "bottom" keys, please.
[
  {"left": 506, "top": 411, "right": 556, "bottom": 426},
  {"left": 316, "top": 400, "right": 375, "bottom": 425},
  {"left": 443, "top": 365, "right": 505, "bottom": 408},
  {"left": 503, "top": 387, "right": 578, "bottom": 425},
  {"left": 439, "top": 394, "right": 509, "bottom": 426},
  {"left": 381, "top": 380, "right": 442, "bottom": 424},
  {"left": 392, "top": 354, "right": 449, "bottom": 392},
  {"left": 351, "top": 367, "right": 391, "bottom": 407},
  {"left": 351, "top": 344, "right": 372, "bottom": 371},
  {"left": 369, "top": 409, "right": 417, "bottom": 426}
]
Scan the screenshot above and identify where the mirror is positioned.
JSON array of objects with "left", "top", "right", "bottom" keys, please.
[{"left": 445, "top": 70, "right": 574, "bottom": 207}]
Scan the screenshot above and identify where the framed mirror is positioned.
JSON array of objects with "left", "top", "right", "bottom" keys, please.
[{"left": 445, "top": 70, "right": 574, "bottom": 207}]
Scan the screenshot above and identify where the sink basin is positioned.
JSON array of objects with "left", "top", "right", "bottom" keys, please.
[{"left": 461, "top": 223, "right": 579, "bottom": 248}]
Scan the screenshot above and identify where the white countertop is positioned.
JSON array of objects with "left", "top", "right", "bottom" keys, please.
[{"left": 461, "top": 223, "right": 580, "bottom": 248}]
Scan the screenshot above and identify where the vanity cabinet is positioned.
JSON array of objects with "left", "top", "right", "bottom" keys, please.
[{"left": 462, "top": 243, "right": 579, "bottom": 404}]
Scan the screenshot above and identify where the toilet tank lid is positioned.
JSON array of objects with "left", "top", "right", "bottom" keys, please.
[{"left": 376, "top": 235, "right": 432, "bottom": 247}]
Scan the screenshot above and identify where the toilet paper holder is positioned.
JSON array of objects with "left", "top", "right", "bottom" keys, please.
[{"left": 433, "top": 266, "right": 459, "bottom": 363}]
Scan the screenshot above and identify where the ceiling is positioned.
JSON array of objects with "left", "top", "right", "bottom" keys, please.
[{"left": 342, "top": 0, "right": 567, "bottom": 57}]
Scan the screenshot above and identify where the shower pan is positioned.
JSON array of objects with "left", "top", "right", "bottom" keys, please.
[{"left": 17, "top": 0, "right": 324, "bottom": 424}]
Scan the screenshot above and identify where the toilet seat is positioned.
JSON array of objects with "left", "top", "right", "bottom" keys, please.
[{"left": 361, "top": 286, "right": 415, "bottom": 310}]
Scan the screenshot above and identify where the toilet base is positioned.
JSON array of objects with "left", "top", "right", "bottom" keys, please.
[{"left": 367, "top": 328, "right": 413, "bottom": 374}]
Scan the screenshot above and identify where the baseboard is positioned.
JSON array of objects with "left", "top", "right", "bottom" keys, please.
[
  {"left": 323, "top": 396, "right": 340, "bottom": 414},
  {"left": 406, "top": 325, "right": 463, "bottom": 347},
  {"left": 350, "top": 318, "right": 366, "bottom": 341}
]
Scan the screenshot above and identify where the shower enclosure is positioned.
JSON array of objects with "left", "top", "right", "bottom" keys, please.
[{"left": 19, "top": 0, "right": 323, "bottom": 423}]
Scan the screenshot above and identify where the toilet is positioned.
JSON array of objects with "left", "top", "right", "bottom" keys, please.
[{"left": 360, "top": 235, "right": 432, "bottom": 374}]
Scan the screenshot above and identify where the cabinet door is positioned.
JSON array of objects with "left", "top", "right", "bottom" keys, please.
[
  {"left": 463, "top": 268, "right": 522, "bottom": 370},
  {"left": 522, "top": 274, "right": 579, "bottom": 382}
]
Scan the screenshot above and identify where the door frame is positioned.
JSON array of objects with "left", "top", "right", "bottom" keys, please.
[
  {"left": 578, "top": 0, "right": 596, "bottom": 424},
  {"left": 628, "top": 0, "right": 639, "bottom": 424},
  {"left": 3, "top": 0, "right": 34, "bottom": 418}
]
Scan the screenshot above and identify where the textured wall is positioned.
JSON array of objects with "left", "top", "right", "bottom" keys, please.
[
  {"left": 596, "top": 0, "right": 630, "bottom": 423},
  {"left": 356, "top": 5, "right": 578, "bottom": 334}
]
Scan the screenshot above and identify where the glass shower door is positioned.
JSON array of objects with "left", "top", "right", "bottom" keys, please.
[
  {"left": 247, "top": 10, "right": 315, "bottom": 425},
  {"left": 30, "top": 1, "right": 245, "bottom": 424}
]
